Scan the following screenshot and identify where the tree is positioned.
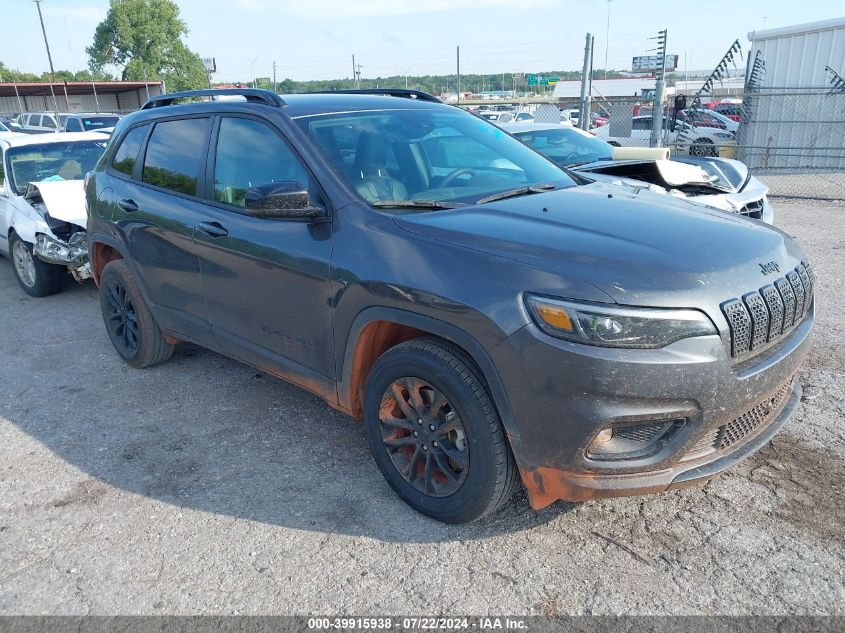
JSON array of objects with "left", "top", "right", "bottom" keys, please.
[{"left": 87, "top": 0, "right": 207, "bottom": 92}]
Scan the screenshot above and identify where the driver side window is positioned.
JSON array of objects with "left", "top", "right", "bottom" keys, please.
[{"left": 213, "top": 117, "right": 313, "bottom": 210}]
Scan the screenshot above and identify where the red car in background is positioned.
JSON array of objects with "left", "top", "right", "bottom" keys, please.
[{"left": 704, "top": 102, "right": 743, "bottom": 122}]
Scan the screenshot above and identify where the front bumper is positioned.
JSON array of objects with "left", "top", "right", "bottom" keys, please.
[{"left": 492, "top": 305, "right": 813, "bottom": 509}]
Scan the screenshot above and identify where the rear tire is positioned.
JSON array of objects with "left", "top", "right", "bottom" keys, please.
[
  {"left": 9, "top": 232, "right": 65, "bottom": 297},
  {"left": 98, "top": 259, "right": 174, "bottom": 368},
  {"left": 363, "top": 337, "right": 518, "bottom": 523}
]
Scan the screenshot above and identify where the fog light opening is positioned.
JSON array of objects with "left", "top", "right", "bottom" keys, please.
[{"left": 586, "top": 419, "right": 685, "bottom": 462}]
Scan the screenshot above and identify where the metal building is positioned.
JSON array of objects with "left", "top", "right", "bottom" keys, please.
[
  {"left": 738, "top": 17, "right": 845, "bottom": 175},
  {"left": 0, "top": 81, "right": 165, "bottom": 116},
  {"left": 748, "top": 17, "right": 845, "bottom": 87}
]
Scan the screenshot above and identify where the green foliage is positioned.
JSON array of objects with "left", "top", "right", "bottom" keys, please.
[
  {"left": 0, "top": 61, "right": 115, "bottom": 83},
  {"left": 235, "top": 69, "right": 630, "bottom": 95},
  {"left": 87, "top": 0, "right": 207, "bottom": 92}
]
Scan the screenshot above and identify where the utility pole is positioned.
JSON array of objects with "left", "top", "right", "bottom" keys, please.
[
  {"left": 34, "top": 0, "right": 60, "bottom": 115},
  {"left": 352, "top": 54, "right": 356, "bottom": 89},
  {"left": 456, "top": 46, "right": 461, "bottom": 105},
  {"left": 649, "top": 29, "right": 667, "bottom": 148},
  {"left": 355, "top": 63, "right": 363, "bottom": 89},
  {"left": 603, "top": 0, "right": 612, "bottom": 79},
  {"left": 272, "top": 61, "right": 277, "bottom": 93},
  {"left": 578, "top": 33, "right": 594, "bottom": 131}
]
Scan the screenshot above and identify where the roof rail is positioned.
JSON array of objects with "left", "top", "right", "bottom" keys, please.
[
  {"left": 141, "top": 88, "right": 286, "bottom": 110},
  {"left": 312, "top": 88, "right": 441, "bottom": 103}
]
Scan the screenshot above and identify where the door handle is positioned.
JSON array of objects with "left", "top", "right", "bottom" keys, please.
[
  {"left": 117, "top": 198, "right": 138, "bottom": 213},
  {"left": 197, "top": 221, "right": 229, "bottom": 238}
]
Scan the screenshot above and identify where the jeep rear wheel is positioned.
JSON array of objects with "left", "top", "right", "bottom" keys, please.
[
  {"left": 363, "top": 337, "right": 518, "bottom": 523},
  {"left": 98, "top": 260, "right": 174, "bottom": 368}
]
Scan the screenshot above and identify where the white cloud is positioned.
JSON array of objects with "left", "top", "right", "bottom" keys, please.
[{"left": 43, "top": 5, "right": 105, "bottom": 22}]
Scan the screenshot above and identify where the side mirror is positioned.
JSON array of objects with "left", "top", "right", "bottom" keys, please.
[{"left": 244, "top": 182, "right": 326, "bottom": 220}]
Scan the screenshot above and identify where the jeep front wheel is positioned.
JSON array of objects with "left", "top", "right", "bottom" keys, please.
[{"left": 363, "top": 337, "right": 518, "bottom": 523}]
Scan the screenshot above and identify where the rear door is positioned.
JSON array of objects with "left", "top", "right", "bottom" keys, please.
[
  {"left": 192, "top": 114, "right": 335, "bottom": 381},
  {"left": 111, "top": 116, "right": 214, "bottom": 338}
]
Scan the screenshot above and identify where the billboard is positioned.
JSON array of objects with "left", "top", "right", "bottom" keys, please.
[
  {"left": 201, "top": 57, "right": 217, "bottom": 73},
  {"left": 632, "top": 55, "right": 679, "bottom": 72}
]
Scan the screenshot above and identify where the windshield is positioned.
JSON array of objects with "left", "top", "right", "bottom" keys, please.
[
  {"left": 6, "top": 139, "right": 108, "bottom": 195},
  {"left": 513, "top": 127, "right": 613, "bottom": 167},
  {"left": 295, "top": 108, "right": 575, "bottom": 206}
]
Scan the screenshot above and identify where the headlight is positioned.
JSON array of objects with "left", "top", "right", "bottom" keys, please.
[{"left": 525, "top": 295, "right": 716, "bottom": 348}]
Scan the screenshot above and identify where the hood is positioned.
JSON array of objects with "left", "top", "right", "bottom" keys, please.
[
  {"left": 575, "top": 157, "right": 745, "bottom": 195},
  {"left": 392, "top": 182, "right": 803, "bottom": 308},
  {"left": 25, "top": 180, "right": 87, "bottom": 228}
]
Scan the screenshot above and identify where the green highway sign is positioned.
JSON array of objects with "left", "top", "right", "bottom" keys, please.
[{"left": 527, "top": 75, "right": 559, "bottom": 87}]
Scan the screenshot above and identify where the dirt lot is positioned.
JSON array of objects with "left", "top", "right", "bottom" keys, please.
[{"left": 0, "top": 199, "right": 843, "bottom": 615}]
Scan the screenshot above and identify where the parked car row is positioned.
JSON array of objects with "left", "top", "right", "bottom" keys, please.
[
  {"left": 2, "top": 112, "right": 122, "bottom": 134},
  {"left": 0, "top": 89, "right": 813, "bottom": 525}
]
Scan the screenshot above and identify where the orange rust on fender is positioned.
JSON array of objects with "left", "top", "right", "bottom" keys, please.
[
  {"left": 90, "top": 243, "right": 123, "bottom": 285},
  {"left": 164, "top": 336, "right": 184, "bottom": 345},
  {"left": 345, "top": 321, "right": 425, "bottom": 419}
]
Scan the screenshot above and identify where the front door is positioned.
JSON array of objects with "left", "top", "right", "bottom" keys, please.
[
  {"left": 193, "top": 115, "right": 335, "bottom": 382},
  {"left": 112, "top": 117, "right": 213, "bottom": 336}
]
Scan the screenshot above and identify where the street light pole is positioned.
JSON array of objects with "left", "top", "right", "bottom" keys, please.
[
  {"left": 604, "top": 0, "right": 612, "bottom": 79},
  {"left": 34, "top": 0, "right": 60, "bottom": 115}
]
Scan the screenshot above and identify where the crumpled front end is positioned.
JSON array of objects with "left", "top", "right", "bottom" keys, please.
[
  {"left": 33, "top": 230, "right": 90, "bottom": 280},
  {"left": 25, "top": 182, "right": 91, "bottom": 281}
]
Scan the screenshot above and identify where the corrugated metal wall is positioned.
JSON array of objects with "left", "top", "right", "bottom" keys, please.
[
  {"left": 738, "top": 19, "right": 845, "bottom": 171},
  {"left": 0, "top": 88, "right": 156, "bottom": 116},
  {"left": 749, "top": 19, "right": 845, "bottom": 87}
]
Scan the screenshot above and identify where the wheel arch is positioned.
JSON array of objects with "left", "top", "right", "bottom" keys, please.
[
  {"left": 338, "top": 307, "right": 521, "bottom": 442},
  {"left": 88, "top": 234, "right": 126, "bottom": 285}
]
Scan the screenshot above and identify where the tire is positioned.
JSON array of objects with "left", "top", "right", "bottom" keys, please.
[
  {"left": 363, "top": 337, "right": 519, "bottom": 523},
  {"left": 98, "top": 259, "right": 174, "bottom": 368},
  {"left": 9, "top": 232, "right": 65, "bottom": 297},
  {"left": 690, "top": 138, "right": 716, "bottom": 157}
]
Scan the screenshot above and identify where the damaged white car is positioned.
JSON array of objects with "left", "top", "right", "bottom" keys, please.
[
  {"left": 0, "top": 132, "right": 107, "bottom": 296},
  {"left": 502, "top": 122, "right": 773, "bottom": 224}
]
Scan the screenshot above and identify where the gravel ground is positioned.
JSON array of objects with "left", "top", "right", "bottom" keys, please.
[{"left": 0, "top": 200, "right": 843, "bottom": 616}]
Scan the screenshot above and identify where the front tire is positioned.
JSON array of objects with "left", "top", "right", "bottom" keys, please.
[
  {"left": 98, "top": 260, "right": 174, "bottom": 368},
  {"left": 363, "top": 337, "right": 518, "bottom": 523},
  {"left": 9, "top": 232, "right": 65, "bottom": 297}
]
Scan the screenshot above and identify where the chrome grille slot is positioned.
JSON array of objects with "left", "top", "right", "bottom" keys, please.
[
  {"left": 760, "top": 284, "right": 784, "bottom": 340},
  {"left": 787, "top": 271, "right": 805, "bottom": 318},
  {"left": 743, "top": 292, "right": 770, "bottom": 350},
  {"left": 775, "top": 277, "right": 797, "bottom": 329},
  {"left": 721, "top": 299, "right": 752, "bottom": 356}
]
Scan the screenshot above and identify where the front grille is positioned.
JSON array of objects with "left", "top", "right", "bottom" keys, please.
[
  {"left": 721, "top": 261, "right": 814, "bottom": 359},
  {"left": 688, "top": 379, "right": 794, "bottom": 455}
]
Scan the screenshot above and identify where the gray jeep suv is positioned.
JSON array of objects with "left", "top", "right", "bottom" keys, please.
[{"left": 85, "top": 89, "right": 814, "bottom": 523}]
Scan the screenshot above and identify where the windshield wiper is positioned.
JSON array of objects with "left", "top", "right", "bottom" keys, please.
[
  {"left": 476, "top": 183, "right": 556, "bottom": 204},
  {"left": 371, "top": 199, "right": 467, "bottom": 210}
]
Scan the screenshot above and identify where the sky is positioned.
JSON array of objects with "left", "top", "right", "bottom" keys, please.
[{"left": 1, "top": 0, "right": 842, "bottom": 83}]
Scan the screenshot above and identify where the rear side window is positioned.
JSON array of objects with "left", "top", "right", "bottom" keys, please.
[
  {"left": 42, "top": 116, "right": 56, "bottom": 129},
  {"left": 142, "top": 118, "right": 210, "bottom": 196},
  {"left": 111, "top": 125, "right": 149, "bottom": 176}
]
